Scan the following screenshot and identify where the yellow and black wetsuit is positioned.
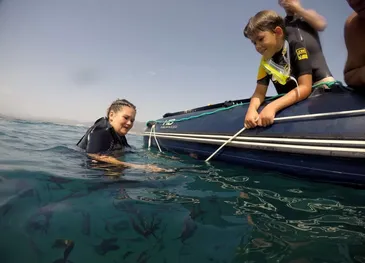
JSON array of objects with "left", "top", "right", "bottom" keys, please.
[
  {"left": 285, "top": 15, "right": 333, "bottom": 80},
  {"left": 76, "top": 117, "right": 130, "bottom": 155},
  {"left": 257, "top": 40, "right": 320, "bottom": 94}
]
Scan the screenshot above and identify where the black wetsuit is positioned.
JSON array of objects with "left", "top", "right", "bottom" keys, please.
[
  {"left": 76, "top": 117, "right": 130, "bottom": 155},
  {"left": 257, "top": 39, "right": 321, "bottom": 94},
  {"left": 285, "top": 15, "right": 333, "bottom": 80}
]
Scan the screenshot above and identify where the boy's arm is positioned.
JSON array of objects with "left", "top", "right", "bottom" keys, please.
[
  {"left": 244, "top": 64, "right": 269, "bottom": 129},
  {"left": 250, "top": 63, "right": 270, "bottom": 110},
  {"left": 248, "top": 83, "right": 268, "bottom": 112},
  {"left": 245, "top": 83, "right": 268, "bottom": 129},
  {"left": 268, "top": 41, "right": 313, "bottom": 113},
  {"left": 267, "top": 74, "right": 312, "bottom": 113}
]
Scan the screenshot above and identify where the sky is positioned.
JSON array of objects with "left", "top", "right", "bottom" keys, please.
[{"left": 0, "top": 0, "right": 355, "bottom": 122}]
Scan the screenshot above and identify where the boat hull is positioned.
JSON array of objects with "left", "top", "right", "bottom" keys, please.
[{"left": 143, "top": 86, "right": 365, "bottom": 184}]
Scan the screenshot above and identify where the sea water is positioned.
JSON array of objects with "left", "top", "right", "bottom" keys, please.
[{"left": 0, "top": 117, "right": 365, "bottom": 263}]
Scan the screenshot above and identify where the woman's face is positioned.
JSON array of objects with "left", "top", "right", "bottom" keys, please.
[{"left": 109, "top": 106, "right": 136, "bottom": 135}]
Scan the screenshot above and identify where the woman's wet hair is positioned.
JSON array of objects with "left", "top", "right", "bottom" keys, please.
[
  {"left": 106, "top": 99, "right": 136, "bottom": 117},
  {"left": 243, "top": 10, "right": 286, "bottom": 39}
]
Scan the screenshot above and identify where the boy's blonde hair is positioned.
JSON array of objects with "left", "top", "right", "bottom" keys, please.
[{"left": 243, "top": 10, "right": 286, "bottom": 39}]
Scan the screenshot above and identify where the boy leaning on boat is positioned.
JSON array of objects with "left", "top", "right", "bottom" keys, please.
[
  {"left": 243, "top": 0, "right": 365, "bottom": 130},
  {"left": 243, "top": 10, "right": 319, "bottom": 129}
]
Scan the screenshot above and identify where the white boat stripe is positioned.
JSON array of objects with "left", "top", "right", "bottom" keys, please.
[
  {"left": 143, "top": 132, "right": 365, "bottom": 146},
  {"left": 143, "top": 133, "right": 365, "bottom": 157}
]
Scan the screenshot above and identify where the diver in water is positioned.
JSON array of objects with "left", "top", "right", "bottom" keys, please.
[
  {"left": 279, "top": 0, "right": 336, "bottom": 85},
  {"left": 77, "top": 99, "right": 167, "bottom": 173}
]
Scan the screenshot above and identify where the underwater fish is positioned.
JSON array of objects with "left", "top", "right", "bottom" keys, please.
[
  {"left": 175, "top": 216, "right": 197, "bottom": 243},
  {"left": 136, "top": 250, "right": 150, "bottom": 263},
  {"left": 52, "top": 239, "right": 75, "bottom": 263},
  {"left": 94, "top": 237, "right": 120, "bottom": 256},
  {"left": 81, "top": 211, "right": 90, "bottom": 236},
  {"left": 18, "top": 188, "right": 35, "bottom": 198},
  {"left": 52, "top": 259, "right": 73, "bottom": 263},
  {"left": 189, "top": 204, "right": 206, "bottom": 220},
  {"left": 123, "top": 251, "right": 134, "bottom": 260},
  {"left": 1, "top": 203, "right": 12, "bottom": 216}
]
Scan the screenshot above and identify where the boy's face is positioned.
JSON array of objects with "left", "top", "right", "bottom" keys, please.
[{"left": 249, "top": 27, "right": 284, "bottom": 60}]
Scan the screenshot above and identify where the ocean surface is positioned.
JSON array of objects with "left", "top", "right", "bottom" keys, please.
[{"left": 1, "top": 117, "right": 365, "bottom": 263}]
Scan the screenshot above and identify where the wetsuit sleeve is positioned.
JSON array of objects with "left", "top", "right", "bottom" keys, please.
[
  {"left": 86, "top": 129, "right": 113, "bottom": 154},
  {"left": 290, "top": 41, "right": 312, "bottom": 78},
  {"left": 256, "top": 63, "right": 270, "bottom": 86}
]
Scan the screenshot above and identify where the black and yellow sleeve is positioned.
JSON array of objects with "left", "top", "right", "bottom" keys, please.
[{"left": 256, "top": 63, "right": 271, "bottom": 86}]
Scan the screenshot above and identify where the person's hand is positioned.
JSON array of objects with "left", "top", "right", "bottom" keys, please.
[
  {"left": 257, "top": 105, "right": 276, "bottom": 127},
  {"left": 144, "top": 164, "right": 172, "bottom": 173},
  {"left": 244, "top": 109, "right": 259, "bottom": 129},
  {"left": 280, "top": 0, "right": 302, "bottom": 13},
  {"left": 130, "top": 163, "right": 173, "bottom": 173}
]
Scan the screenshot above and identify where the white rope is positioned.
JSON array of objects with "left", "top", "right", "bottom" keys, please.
[
  {"left": 205, "top": 108, "right": 365, "bottom": 162},
  {"left": 205, "top": 126, "right": 246, "bottom": 162},
  {"left": 148, "top": 125, "right": 153, "bottom": 149},
  {"left": 148, "top": 124, "right": 162, "bottom": 152}
]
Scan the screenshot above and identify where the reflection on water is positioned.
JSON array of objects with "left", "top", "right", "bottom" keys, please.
[{"left": 195, "top": 170, "right": 365, "bottom": 262}]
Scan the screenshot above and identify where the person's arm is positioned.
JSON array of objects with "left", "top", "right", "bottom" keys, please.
[
  {"left": 283, "top": 0, "right": 327, "bottom": 31},
  {"left": 86, "top": 130, "right": 167, "bottom": 172},
  {"left": 88, "top": 153, "right": 167, "bottom": 172},
  {"left": 295, "top": 7, "right": 327, "bottom": 31},
  {"left": 346, "top": 0, "right": 365, "bottom": 19},
  {"left": 249, "top": 84, "right": 268, "bottom": 111},
  {"left": 88, "top": 153, "right": 138, "bottom": 168},
  {"left": 251, "top": 64, "right": 270, "bottom": 110},
  {"left": 344, "top": 67, "right": 365, "bottom": 87},
  {"left": 267, "top": 42, "right": 313, "bottom": 113},
  {"left": 343, "top": 12, "right": 365, "bottom": 87},
  {"left": 267, "top": 74, "right": 312, "bottom": 113},
  {"left": 244, "top": 65, "right": 270, "bottom": 129}
]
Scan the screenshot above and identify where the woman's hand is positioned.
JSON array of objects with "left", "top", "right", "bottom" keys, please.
[
  {"left": 88, "top": 154, "right": 173, "bottom": 173},
  {"left": 145, "top": 164, "right": 172, "bottom": 173},
  {"left": 130, "top": 163, "right": 173, "bottom": 173}
]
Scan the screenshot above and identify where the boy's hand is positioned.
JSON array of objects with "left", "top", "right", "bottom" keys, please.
[
  {"left": 258, "top": 105, "right": 276, "bottom": 127},
  {"left": 244, "top": 109, "right": 259, "bottom": 129}
]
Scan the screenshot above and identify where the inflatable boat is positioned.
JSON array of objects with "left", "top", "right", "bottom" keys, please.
[{"left": 143, "top": 84, "right": 365, "bottom": 185}]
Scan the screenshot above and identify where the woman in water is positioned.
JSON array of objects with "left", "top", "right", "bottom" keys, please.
[{"left": 77, "top": 98, "right": 166, "bottom": 173}]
